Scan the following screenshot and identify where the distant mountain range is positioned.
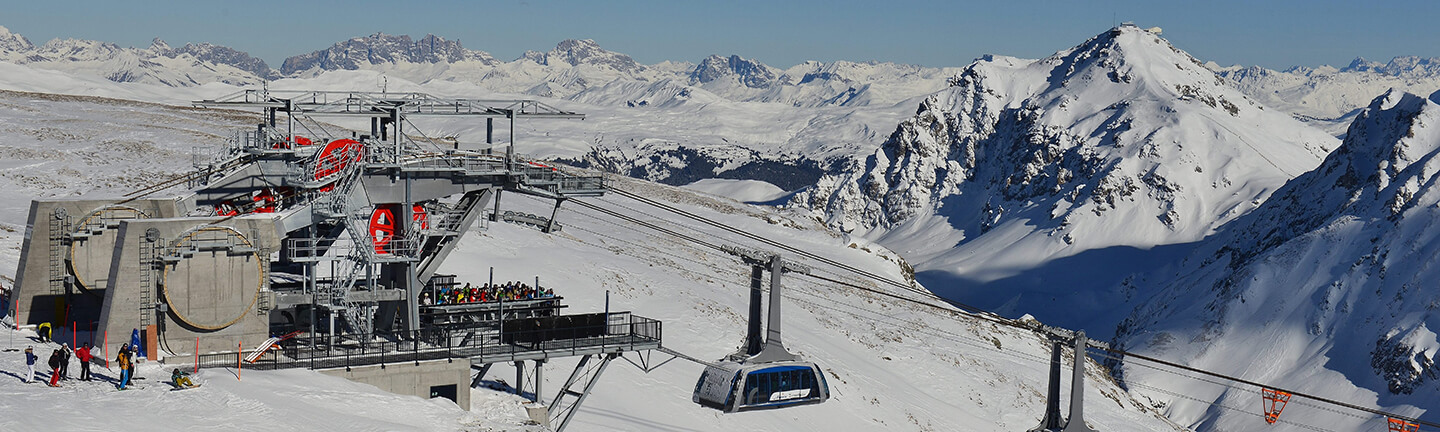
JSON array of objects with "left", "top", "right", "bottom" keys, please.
[
  {"left": 1210, "top": 56, "right": 1440, "bottom": 135},
  {"left": 0, "top": 25, "right": 957, "bottom": 108},
  {"left": 5, "top": 24, "right": 1438, "bottom": 123}
]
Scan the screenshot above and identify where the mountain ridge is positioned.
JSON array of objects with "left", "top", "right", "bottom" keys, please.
[
  {"left": 1113, "top": 88, "right": 1440, "bottom": 430},
  {"left": 788, "top": 24, "right": 1336, "bottom": 332}
]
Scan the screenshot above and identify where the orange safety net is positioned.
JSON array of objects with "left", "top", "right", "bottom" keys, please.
[
  {"left": 1262, "top": 388, "right": 1292, "bottom": 424},
  {"left": 1388, "top": 417, "right": 1420, "bottom": 432}
]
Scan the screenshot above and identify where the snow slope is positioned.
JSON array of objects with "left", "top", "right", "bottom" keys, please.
[
  {"left": 1113, "top": 89, "right": 1440, "bottom": 431},
  {"left": 681, "top": 178, "right": 790, "bottom": 203},
  {"left": 0, "top": 88, "right": 1185, "bottom": 431},
  {"left": 0, "top": 342, "right": 534, "bottom": 432},
  {"left": 790, "top": 24, "right": 1337, "bottom": 333}
]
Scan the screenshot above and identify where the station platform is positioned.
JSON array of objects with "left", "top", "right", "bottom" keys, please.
[{"left": 196, "top": 312, "right": 660, "bottom": 371}]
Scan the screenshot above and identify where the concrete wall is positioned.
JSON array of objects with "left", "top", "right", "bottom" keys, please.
[
  {"left": 97, "top": 215, "right": 281, "bottom": 361},
  {"left": 319, "top": 358, "right": 472, "bottom": 410},
  {"left": 12, "top": 198, "right": 183, "bottom": 327}
]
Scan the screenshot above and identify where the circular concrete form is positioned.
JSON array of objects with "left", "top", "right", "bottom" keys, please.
[
  {"left": 161, "top": 226, "right": 263, "bottom": 331},
  {"left": 68, "top": 205, "right": 150, "bottom": 292}
]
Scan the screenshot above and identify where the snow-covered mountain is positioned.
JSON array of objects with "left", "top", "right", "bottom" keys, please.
[
  {"left": 164, "top": 41, "right": 275, "bottom": 79},
  {"left": 1213, "top": 56, "right": 1440, "bottom": 135},
  {"left": 789, "top": 24, "right": 1338, "bottom": 332},
  {"left": 520, "top": 38, "right": 643, "bottom": 73},
  {"left": 0, "top": 26, "right": 267, "bottom": 87},
  {"left": 691, "top": 54, "right": 778, "bottom": 88},
  {"left": 280, "top": 32, "right": 499, "bottom": 77},
  {"left": 1114, "top": 89, "right": 1440, "bottom": 431}
]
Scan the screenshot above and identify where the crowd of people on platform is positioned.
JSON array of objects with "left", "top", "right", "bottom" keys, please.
[{"left": 421, "top": 281, "right": 555, "bottom": 306}]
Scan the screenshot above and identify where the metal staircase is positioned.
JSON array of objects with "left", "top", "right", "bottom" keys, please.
[{"left": 415, "top": 189, "right": 492, "bottom": 282}]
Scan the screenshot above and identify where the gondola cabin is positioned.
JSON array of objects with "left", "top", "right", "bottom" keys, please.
[{"left": 693, "top": 360, "right": 830, "bottom": 412}]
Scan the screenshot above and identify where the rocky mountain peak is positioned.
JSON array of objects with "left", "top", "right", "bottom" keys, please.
[
  {"left": 164, "top": 42, "right": 275, "bottom": 79},
  {"left": 1319, "top": 89, "right": 1439, "bottom": 211},
  {"left": 689, "top": 54, "right": 775, "bottom": 88},
  {"left": 795, "top": 23, "right": 1306, "bottom": 231},
  {"left": 149, "top": 38, "right": 171, "bottom": 53},
  {"left": 280, "top": 32, "right": 497, "bottom": 75},
  {"left": 523, "top": 39, "right": 642, "bottom": 73},
  {"left": 1341, "top": 55, "right": 1440, "bottom": 78},
  {"left": 0, "top": 25, "right": 34, "bottom": 52}
]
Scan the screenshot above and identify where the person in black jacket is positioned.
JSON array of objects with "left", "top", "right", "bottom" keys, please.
[
  {"left": 58, "top": 343, "right": 71, "bottom": 381},
  {"left": 46, "top": 349, "right": 61, "bottom": 387}
]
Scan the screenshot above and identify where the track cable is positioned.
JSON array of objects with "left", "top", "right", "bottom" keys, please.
[{"left": 557, "top": 184, "right": 1434, "bottom": 428}]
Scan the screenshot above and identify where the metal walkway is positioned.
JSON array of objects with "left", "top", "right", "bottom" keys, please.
[{"left": 198, "top": 312, "right": 661, "bottom": 371}]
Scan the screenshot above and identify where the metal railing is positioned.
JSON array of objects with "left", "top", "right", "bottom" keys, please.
[{"left": 191, "top": 313, "right": 661, "bottom": 372}]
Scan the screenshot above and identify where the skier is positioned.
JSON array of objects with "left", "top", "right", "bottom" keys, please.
[
  {"left": 47, "top": 349, "right": 61, "bottom": 387},
  {"left": 171, "top": 368, "right": 196, "bottom": 388},
  {"left": 76, "top": 342, "right": 93, "bottom": 381},
  {"left": 23, "top": 346, "right": 36, "bottom": 383},
  {"left": 116, "top": 344, "right": 132, "bottom": 390},
  {"left": 58, "top": 343, "right": 71, "bottom": 381},
  {"left": 36, "top": 322, "right": 51, "bottom": 343}
]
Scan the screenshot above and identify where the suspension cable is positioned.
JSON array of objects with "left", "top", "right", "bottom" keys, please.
[{"left": 564, "top": 184, "right": 1433, "bottom": 427}]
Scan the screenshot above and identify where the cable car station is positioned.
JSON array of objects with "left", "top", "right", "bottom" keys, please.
[{"left": 9, "top": 90, "right": 661, "bottom": 431}]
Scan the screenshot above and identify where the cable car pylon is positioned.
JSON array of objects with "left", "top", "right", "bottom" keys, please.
[{"left": 1031, "top": 330, "right": 1098, "bottom": 432}]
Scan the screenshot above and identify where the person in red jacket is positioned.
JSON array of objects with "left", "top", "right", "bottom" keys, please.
[{"left": 76, "top": 343, "right": 93, "bottom": 381}]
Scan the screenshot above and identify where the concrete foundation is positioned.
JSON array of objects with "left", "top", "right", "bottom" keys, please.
[
  {"left": 12, "top": 198, "right": 183, "bottom": 327},
  {"left": 319, "top": 358, "right": 473, "bottom": 410}
]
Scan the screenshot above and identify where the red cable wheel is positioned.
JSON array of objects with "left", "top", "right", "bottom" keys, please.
[
  {"left": 369, "top": 204, "right": 428, "bottom": 254},
  {"left": 370, "top": 206, "right": 397, "bottom": 254},
  {"left": 314, "top": 138, "right": 362, "bottom": 192}
]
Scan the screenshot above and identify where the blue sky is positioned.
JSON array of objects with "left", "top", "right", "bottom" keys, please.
[{"left": 3, "top": 0, "right": 1436, "bottom": 70}]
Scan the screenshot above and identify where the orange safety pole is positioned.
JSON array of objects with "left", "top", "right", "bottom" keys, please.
[
  {"left": 103, "top": 331, "right": 109, "bottom": 369},
  {"left": 193, "top": 337, "right": 200, "bottom": 373},
  {"left": 72, "top": 322, "right": 76, "bottom": 347},
  {"left": 237, "top": 341, "right": 241, "bottom": 381}
]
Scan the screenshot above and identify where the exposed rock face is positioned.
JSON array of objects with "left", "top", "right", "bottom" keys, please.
[
  {"left": 280, "top": 33, "right": 497, "bottom": 75},
  {"left": 1342, "top": 56, "right": 1440, "bottom": 78},
  {"left": 0, "top": 25, "right": 33, "bottom": 52},
  {"left": 519, "top": 39, "right": 643, "bottom": 73},
  {"left": 690, "top": 54, "right": 776, "bottom": 88},
  {"left": 163, "top": 42, "right": 275, "bottom": 79}
]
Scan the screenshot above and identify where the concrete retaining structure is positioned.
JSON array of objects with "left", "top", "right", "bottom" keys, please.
[
  {"left": 12, "top": 198, "right": 183, "bottom": 327},
  {"left": 319, "top": 358, "right": 473, "bottom": 410},
  {"left": 97, "top": 215, "right": 280, "bottom": 361}
]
